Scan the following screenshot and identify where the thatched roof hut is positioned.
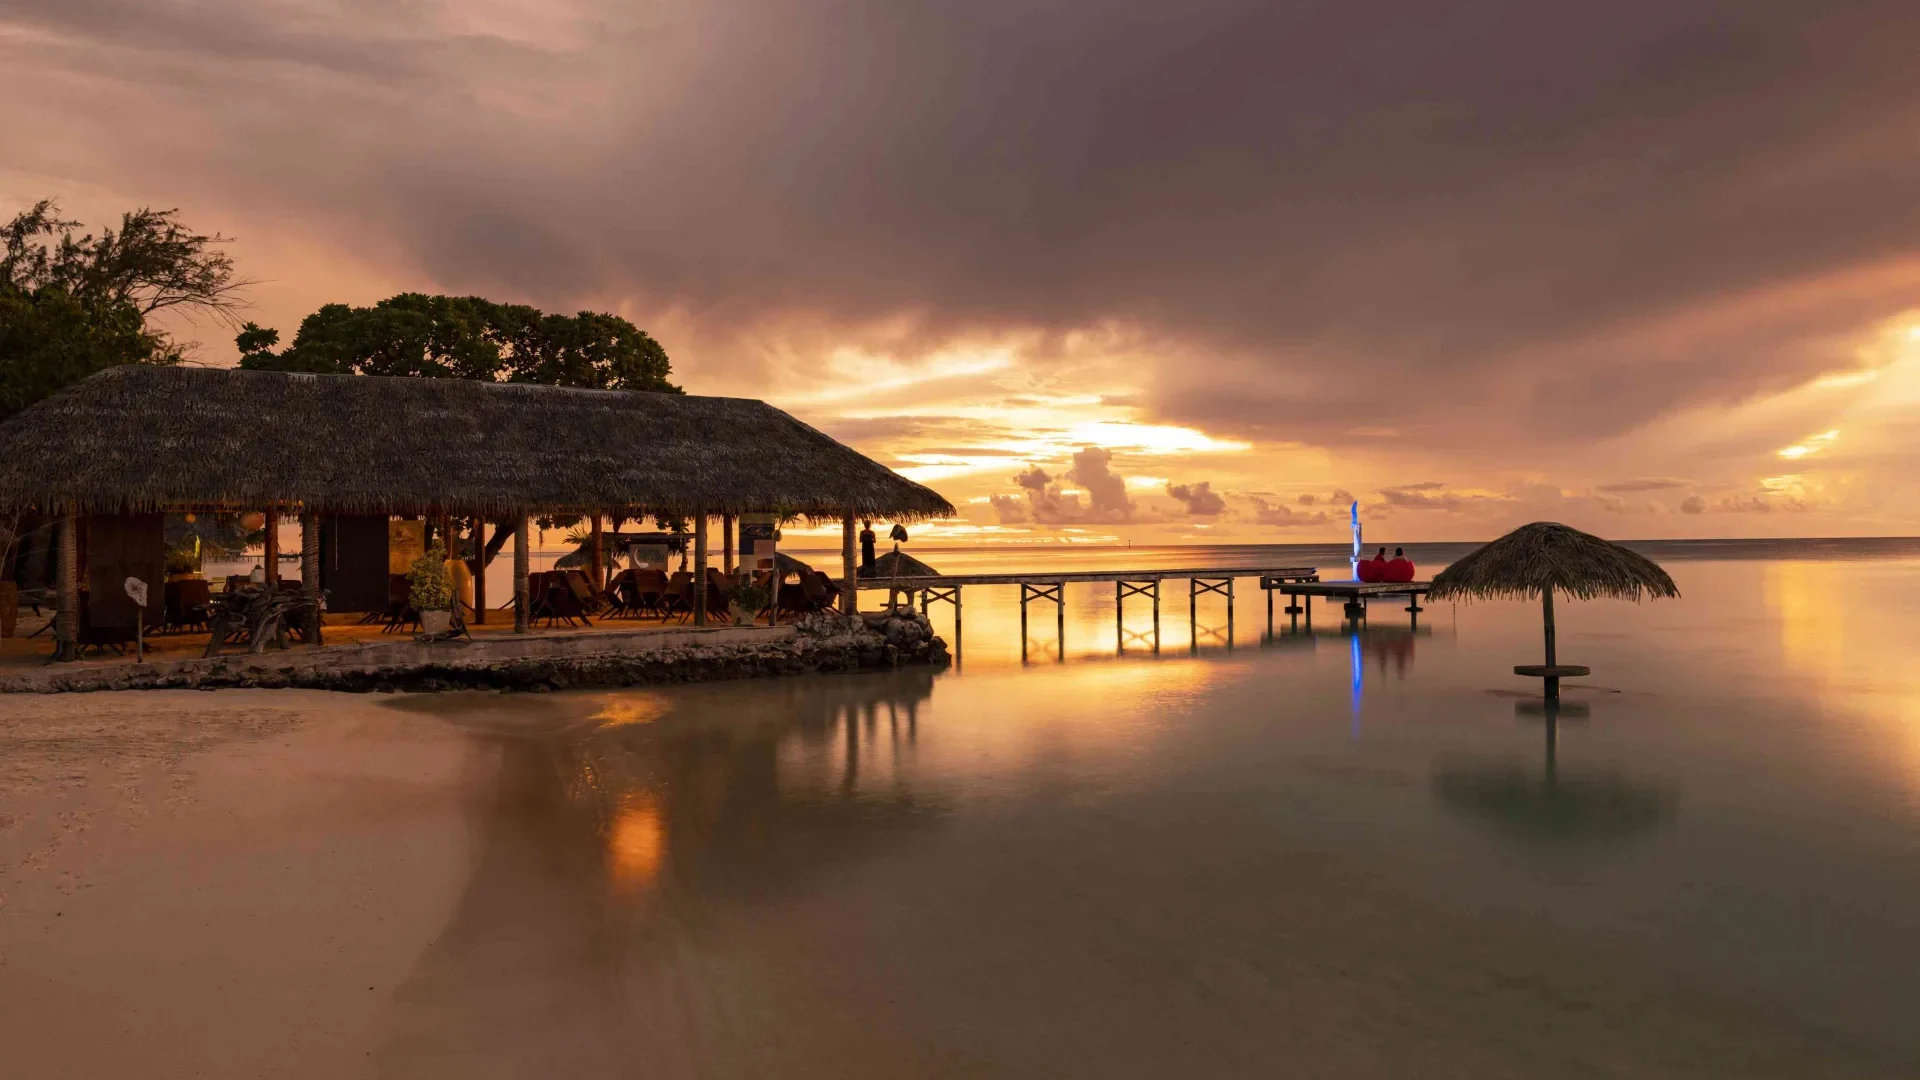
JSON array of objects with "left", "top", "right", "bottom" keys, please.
[{"left": 0, "top": 366, "right": 953, "bottom": 520}]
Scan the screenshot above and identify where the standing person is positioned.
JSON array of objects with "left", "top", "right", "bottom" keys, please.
[{"left": 859, "top": 519, "right": 877, "bottom": 571}]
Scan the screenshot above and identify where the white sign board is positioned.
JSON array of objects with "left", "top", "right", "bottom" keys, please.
[{"left": 123, "top": 576, "right": 149, "bottom": 608}]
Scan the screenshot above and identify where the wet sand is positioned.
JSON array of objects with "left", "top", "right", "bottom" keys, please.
[{"left": 1, "top": 672, "right": 1909, "bottom": 1078}]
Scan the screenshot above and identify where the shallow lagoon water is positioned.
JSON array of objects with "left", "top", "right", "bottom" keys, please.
[
  {"left": 383, "top": 544, "right": 1920, "bottom": 1075},
  {"left": 7, "top": 543, "right": 1920, "bottom": 1076}
]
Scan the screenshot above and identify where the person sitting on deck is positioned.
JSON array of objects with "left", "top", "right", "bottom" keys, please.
[
  {"left": 859, "top": 519, "right": 877, "bottom": 571},
  {"left": 1357, "top": 547, "right": 1388, "bottom": 582},
  {"left": 1383, "top": 547, "right": 1416, "bottom": 583}
]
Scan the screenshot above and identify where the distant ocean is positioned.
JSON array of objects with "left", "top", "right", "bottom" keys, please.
[{"left": 784, "top": 536, "right": 1920, "bottom": 570}]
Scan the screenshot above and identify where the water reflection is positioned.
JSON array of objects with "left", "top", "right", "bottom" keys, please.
[
  {"left": 1433, "top": 700, "right": 1677, "bottom": 847},
  {"left": 376, "top": 672, "right": 947, "bottom": 1071}
]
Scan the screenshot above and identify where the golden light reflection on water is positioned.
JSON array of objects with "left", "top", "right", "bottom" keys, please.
[
  {"left": 607, "top": 793, "right": 664, "bottom": 889},
  {"left": 1763, "top": 560, "right": 1920, "bottom": 797},
  {"left": 590, "top": 693, "right": 672, "bottom": 728},
  {"left": 1764, "top": 561, "right": 1851, "bottom": 680}
]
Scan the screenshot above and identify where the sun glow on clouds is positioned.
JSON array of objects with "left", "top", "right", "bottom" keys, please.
[
  {"left": 1778, "top": 430, "right": 1839, "bottom": 459},
  {"left": 783, "top": 347, "right": 1018, "bottom": 406}
]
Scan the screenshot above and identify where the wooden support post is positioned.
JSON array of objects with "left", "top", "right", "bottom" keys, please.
[
  {"left": 1542, "top": 586, "right": 1558, "bottom": 701},
  {"left": 513, "top": 516, "right": 530, "bottom": 634},
  {"left": 471, "top": 518, "right": 487, "bottom": 625},
  {"left": 589, "top": 514, "right": 605, "bottom": 592},
  {"left": 693, "top": 511, "right": 709, "bottom": 626},
  {"left": 301, "top": 511, "right": 322, "bottom": 645},
  {"left": 722, "top": 513, "right": 735, "bottom": 573},
  {"left": 1019, "top": 585, "right": 1029, "bottom": 642},
  {"left": 1152, "top": 579, "right": 1160, "bottom": 645},
  {"left": 1056, "top": 584, "right": 1065, "bottom": 652},
  {"left": 840, "top": 513, "right": 857, "bottom": 615},
  {"left": 263, "top": 508, "right": 279, "bottom": 586},
  {"left": 52, "top": 510, "right": 78, "bottom": 663}
]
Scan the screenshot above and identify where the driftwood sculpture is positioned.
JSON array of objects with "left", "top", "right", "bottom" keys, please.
[{"left": 203, "top": 586, "right": 321, "bottom": 658}]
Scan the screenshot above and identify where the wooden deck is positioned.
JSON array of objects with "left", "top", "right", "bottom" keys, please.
[{"left": 1257, "top": 577, "right": 1432, "bottom": 628}]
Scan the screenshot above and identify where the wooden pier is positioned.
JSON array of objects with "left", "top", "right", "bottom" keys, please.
[
  {"left": 1258, "top": 578, "right": 1432, "bottom": 630},
  {"left": 859, "top": 566, "right": 1322, "bottom": 659}
]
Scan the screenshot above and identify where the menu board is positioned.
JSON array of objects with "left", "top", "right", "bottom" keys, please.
[
  {"left": 739, "top": 514, "right": 779, "bottom": 569},
  {"left": 388, "top": 519, "right": 425, "bottom": 574}
]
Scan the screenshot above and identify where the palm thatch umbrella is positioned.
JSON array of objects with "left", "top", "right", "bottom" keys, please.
[
  {"left": 1429, "top": 522, "right": 1677, "bottom": 699},
  {"left": 771, "top": 551, "right": 815, "bottom": 576},
  {"left": 860, "top": 550, "right": 940, "bottom": 580}
]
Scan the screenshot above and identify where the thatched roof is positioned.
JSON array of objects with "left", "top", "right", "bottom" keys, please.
[
  {"left": 772, "top": 551, "right": 816, "bottom": 576},
  {"left": 860, "top": 550, "right": 941, "bottom": 579},
  {"left": 0, "top": 366, "right": 954, "bottom": 520},
  {"left": 1429, "top": 522, "right": 1679, "bottom": 603}
]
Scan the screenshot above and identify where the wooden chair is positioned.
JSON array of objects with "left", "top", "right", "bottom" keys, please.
[
  {"left": 380, "top": 574, "right": 418, "bottom": 634},
  {"left": 536, "top": 575, "right": 593, "bottom": 629},
  {"left": 563, "top": 570, "right": 599, "bottom": 614},
  {"left": 801, "top": 571, "right": 839, "bottom": 613},
  {"left": 661, "top": 571, "right": 695, "bottom": 622},
  {"left": 164, "top": 579, "right": 213, "bottom": 633},
  {"left": 775, "top": 571, "right": 813, "bottom": 619},
  {"left": 631, "top": 569, "right": 670, "bottom": 617},
  {"left": 602, "top": 569, "right": 637, "bottom": 618},
  {"left": 75, "top": 598, "right": 135, "bottom": 657}
]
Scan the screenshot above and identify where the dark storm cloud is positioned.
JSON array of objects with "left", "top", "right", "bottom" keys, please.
[{"left": 9, "top": 1, "right": 1920, "bottom": 447}]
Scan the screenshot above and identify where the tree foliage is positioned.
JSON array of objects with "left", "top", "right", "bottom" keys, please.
[
  {"left": 1, "top": 200, "right": 244, "bottom": 420},
  {"left": 239, "top": 293, "right": 680, "bottom": 393},
  {"left": 0, "top": 285, "right": 165, "bottom": 419}
]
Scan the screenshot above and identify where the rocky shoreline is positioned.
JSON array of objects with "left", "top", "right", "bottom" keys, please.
[{"left": 1, "top": 610, "right": 948, "bottom": 694}]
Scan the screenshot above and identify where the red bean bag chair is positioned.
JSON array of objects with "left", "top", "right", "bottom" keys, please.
[
  {"left": 1356, "top": 557, "right": 1385, "bottom": 582},
  {"left": 1383, "top": 557, "right": 1416, "bottom": 583}
]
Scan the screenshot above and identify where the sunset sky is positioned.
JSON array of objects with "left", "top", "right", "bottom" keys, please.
[{"left": 8, "top": 2, "right": 1920, "bottom": 544}]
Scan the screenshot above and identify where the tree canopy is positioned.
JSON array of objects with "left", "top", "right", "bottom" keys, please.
[
  {"left": 1, "top": 200, "right": 243, "bottom": 421},
  {"left": 238, "top": 293, "right": 680, "bottom": 393}
]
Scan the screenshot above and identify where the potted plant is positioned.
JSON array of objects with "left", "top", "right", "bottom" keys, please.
[
  {"left": 409, "top": 541, "right": 456, "bottom": 638},
  {"left": 729, "top": 572, "right": 771, "bottom": 625}
]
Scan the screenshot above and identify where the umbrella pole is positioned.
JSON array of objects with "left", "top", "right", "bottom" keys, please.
[
  {"left": 1544, "top": 708, "right": 1558, "bottom": 786},
  {"left": 1542, "top": 586, "right": 1558, "bottom": 700}
]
